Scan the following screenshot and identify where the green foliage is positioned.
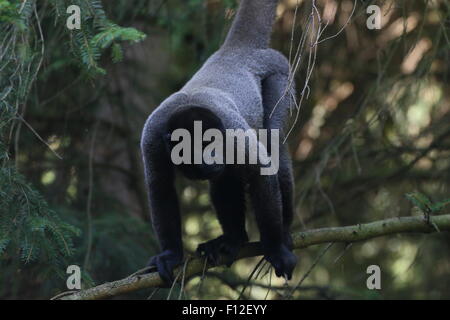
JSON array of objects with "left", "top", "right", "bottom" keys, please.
[
  {"left": 0, "top": 0, "right": 146, "bottom": 294},
  {"left": 0, "top": 0, "right": 20, "bottom": 24},
  {"left": 43, "top": 0, "right": 146, "bottom": 75},
  {"left": 0, "top": 166, "right": 80, "bottom": 267},
  {"left": 83, "top": 22, "right": 146, "bottom": 73},
  {"left": 406, "top": 193, "right": 450, "bottom": 214}
]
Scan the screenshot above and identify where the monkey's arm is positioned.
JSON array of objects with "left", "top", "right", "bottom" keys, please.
[
  {"left": 141, "top": 117, "right": 183, "bottom": 283},
  {"left": 216, "top": 105, "right": 297, "bottom": 278},
  {"left": 145, "top": 163, "right": 182, "bottom": 253}
]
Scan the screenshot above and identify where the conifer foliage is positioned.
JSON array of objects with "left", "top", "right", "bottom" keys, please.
[{"left": 0, "top": 0, "right": 146, "bottom": 279}]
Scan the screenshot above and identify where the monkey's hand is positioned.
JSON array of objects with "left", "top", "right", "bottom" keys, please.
[
  {"left": 265, "top": 244, "right": 297, "bottom": 280},
  {"left": 196, "top": 235, "right": 247, "bottom": 267},
  {"left": 147, "top": 249, "right": 183, "bottom": 285}
]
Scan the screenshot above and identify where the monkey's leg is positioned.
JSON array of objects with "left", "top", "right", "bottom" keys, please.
[
  {"left": 248, "top": 173, "right": 297, "bottom": 279},
  {"left": 196, "top": 169, "right": 248, "bottom": 266},
  {"left": 257, "top": 71, "right": 297, "bottom": 278},
  {"left": 261, "top": 71, "right": 296, "bottom": 249},
  {"left": 278, "top": 145, "right": 295, "bottom": 249}
]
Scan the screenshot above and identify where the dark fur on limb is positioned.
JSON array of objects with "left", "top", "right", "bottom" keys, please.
[{"left": 57, "top": 214, "right": 450, "bottom": 300}]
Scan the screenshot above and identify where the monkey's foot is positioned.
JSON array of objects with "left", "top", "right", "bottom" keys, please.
[
  {"left": 196, "top": 235, "right": 247, "bottom": 267},
  {"left": 265, "top": 244, "right": 297, "bottom": 280},
  {"left": 147, "top": 249, "right": 183, "bottom": 285},
  {"left": 283, "top": 231, "right": 294, "bottom": 250}
]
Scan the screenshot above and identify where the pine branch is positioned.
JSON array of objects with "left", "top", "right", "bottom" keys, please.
[{"left": 57, "top": 214, "right": 450, "bottom": 300}]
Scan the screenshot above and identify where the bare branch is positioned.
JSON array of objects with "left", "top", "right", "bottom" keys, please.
[{"left": 57, "top": 214, "right": 450, "bottom": 300}]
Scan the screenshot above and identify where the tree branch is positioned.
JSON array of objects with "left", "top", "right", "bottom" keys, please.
[{"left": 58, "top": 214, "right": 450, "bottom": 300}]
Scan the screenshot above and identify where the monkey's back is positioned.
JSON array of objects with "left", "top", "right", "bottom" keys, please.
[
  {"left": 181, "top": 47, "right": 281, "bottom": 129},
  {"left": 144, "top": 46, "right": 291, "bottom": 136}
]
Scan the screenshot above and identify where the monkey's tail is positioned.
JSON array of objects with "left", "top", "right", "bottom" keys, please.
[{"left": 223, "top": 0, "right": 279, "bottom": 49}]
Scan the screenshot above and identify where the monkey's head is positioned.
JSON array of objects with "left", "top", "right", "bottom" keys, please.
[{"left": 165, "top": 106, "right": 226, "bottom": 180}]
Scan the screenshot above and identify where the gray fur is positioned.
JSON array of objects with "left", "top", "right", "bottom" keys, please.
[
  {"left": 141, "top": 0, "right": 297, "bottom": 281},
  {"left": 142, "top": 0, "right": 288, "bottom": 138},
  {"left": 224, "top": 0, "right": 279, "bottom": 48}
]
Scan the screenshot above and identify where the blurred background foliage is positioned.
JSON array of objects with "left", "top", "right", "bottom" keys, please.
[{"left": 0, "top": 0, "right": 449, "bottom": 299}]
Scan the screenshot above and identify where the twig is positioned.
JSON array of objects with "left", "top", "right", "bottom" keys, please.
[
  {"left": 286, "top": 242, "right": 334, "bottom": 299},
  {"left": 83, "top": 122, "right": 99, "bottom": 270},
  {"left": 16, "top": 114, "right": 63, "bottom": 160},
  {"left": 237, "top": 257, "right": 265, "bottom": 300}
]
